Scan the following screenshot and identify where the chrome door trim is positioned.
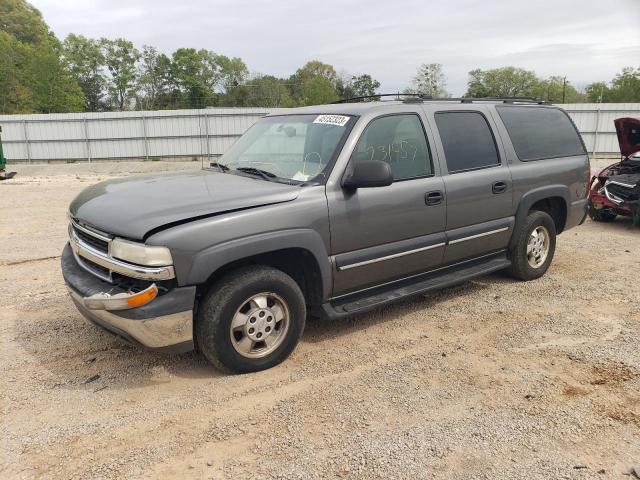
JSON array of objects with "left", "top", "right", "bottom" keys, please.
[
  {"left": 448, "top": 227, "right": 509, "bottom": 245},
  {"left": 337, "top": 242, "right": 446, "bottom": 271}
]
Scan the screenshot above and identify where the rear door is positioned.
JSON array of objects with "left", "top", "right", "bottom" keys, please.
[
  {"left": 429, "top": 108, "right": 514, "bottom": 264},
  {"left": 326, "top": 110, "right": 446, "bottom": 296}
]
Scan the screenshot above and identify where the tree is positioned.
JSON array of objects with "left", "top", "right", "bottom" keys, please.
[
  {"left": 136, "top": 45, "right": 172, "bottom": 110},
  {"left": 465, "top": 66, "right": 539, "bottom": 98},
  {"left": 289, "top": 60, "right": 338, "bottom": 104},
  {"left": 407, "top": 63, "right": 448, "bottom": 97},
  {"left": 221, "top": 75, "right": 294, "bottom": 107},
  {"left": 609, "top": 67, "right": 640, "bottom": 102},
  {"left": 101, "top": 37, "right": 140, "bottom": 110},
  {"left": 336, "top": 73, "right": 380, "bottom": 100},
  {"left": 534, "top": 76, "right": 584, "bottom": 103},
  {"left": 0, "top": 0, "right": 49, "bottom": 44},
  {"left": 585, "top": 67, "right": 640, "bottom": 103},
  {"left": 300, "top": 76, "right": 338, "bottom": 105},
  {"left": 0, "top": 0, "right": 83, "bottom": 113},
  {"left": 62, "top": 34, "right": 106, "bottom": 111},
  {"left": 585, "top": 82, "right": 610, "bottom": 103},
  {"left": 170, "top": 48, "right": 217, "bottom": 108},
  {"left": 213, "top": 54, "right": 248, "bottom": 94}
]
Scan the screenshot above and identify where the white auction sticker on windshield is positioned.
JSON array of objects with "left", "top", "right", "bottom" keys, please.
[{"left": 313, "top": 115, "right": 350, "bottom": 127}]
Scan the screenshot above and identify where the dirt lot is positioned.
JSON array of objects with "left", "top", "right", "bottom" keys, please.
[{"left": 1, "top": 161, "right": 639, "bottom": 479}]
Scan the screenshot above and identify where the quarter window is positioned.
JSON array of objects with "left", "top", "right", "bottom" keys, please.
[
  {"left": 351, "top": 114, "right": 433, "bottom": 180},
  {"left": 435, "top": 111, "right": 500, "bottom": 173},
  {"left": 496, "top": 106, "right": 585, "bottom": 161}
]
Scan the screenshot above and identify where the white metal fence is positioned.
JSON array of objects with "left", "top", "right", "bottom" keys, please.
[
  {"left": 557, "top": 103, "right": 640, "bottom": 157},
  {"left": 1, "top": 103, "right": 638, "bottom": 163}
]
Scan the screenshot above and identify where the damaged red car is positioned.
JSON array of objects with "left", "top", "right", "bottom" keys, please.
[{"left": 588, "top": 117, "right": 640, "bottom": 226}]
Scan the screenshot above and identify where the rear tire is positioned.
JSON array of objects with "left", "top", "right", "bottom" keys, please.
[
  {"left": 507, "top": 210, "right": 556, "bottom": 281},
  {"left": 195, "top": 265, "right": 306, "bottom": 373},
  {"left": 588, "top": 200, "right": 617, "bottom": 222}
]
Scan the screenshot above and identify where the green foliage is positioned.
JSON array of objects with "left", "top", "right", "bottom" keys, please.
[
  {"left": 337, "top": 74, "right": 381, "bottom": 100},
  {"left": 534, "top": 76, "right": 585, "bottom": 103},
  {"left": 289, "top": 60, "right": 339, "bottom": 105},
  {"left": 0, "top": 0, "right": 49, "bottom": 44},
  {"left": 136, "top": 45, "right": 172, "bottom": 110},
  {"left": 586, "top": 67, "right": 640, "bottom": 103},
  {"left": 0, "top": 0, "right": 83, "bottom": 113},
  {"left": 170, "top": 48, "right": 217, "bottom": 108},
  {"left": 464, "top": 67, "right": 587, "bottom": 103},
  {"left": 466, "top": 67, "right": 539, "bottom": 97},
  {"left": 101, "top": 38, "right": 140, "bottom": 110},
  {"left": 407, "top": 63, "right": 448, "bottom": 97},
  {"left": 63, "top": 34, "right": 106, "bottom": 110},
  {"left": 220, "top": 75, "right": 294, "bottom": 108},
  {"left": 300, "top": 76, "right": 338, "bottom": 105}
]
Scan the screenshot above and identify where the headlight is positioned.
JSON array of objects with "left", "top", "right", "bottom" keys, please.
[{"left": 110, "top": 238, "right": 173, "bottom": 266}]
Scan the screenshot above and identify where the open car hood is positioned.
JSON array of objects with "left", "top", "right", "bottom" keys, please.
[{"left": 614, "top": 117, "right": 640, "bottom": 158}]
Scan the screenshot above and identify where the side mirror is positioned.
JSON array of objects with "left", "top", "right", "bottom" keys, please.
[{"left": 343, "top": 160, "right": 393, "bottom": 189}]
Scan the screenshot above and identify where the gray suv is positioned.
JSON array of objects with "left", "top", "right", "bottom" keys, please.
[{"left": 62, "top": 98, "right": 589, "bottom": 372}]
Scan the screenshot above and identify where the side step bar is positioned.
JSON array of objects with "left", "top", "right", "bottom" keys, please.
[{"left": 319, "top": 252, "right": 511, "bottom": 320}]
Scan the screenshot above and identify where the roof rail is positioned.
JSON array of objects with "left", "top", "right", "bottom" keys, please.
[
  {"left": 331, "top": 93, "right": 425, "bottom": 104},
  {"left": 333, "top": 94, "right": 550, "bottom": 105}
]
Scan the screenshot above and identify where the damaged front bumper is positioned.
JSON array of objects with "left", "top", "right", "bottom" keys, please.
[{"left": 61, "top": 244, "right": 195, "bottom": 353}]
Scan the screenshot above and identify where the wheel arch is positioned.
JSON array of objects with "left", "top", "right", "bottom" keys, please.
[
  {"left": 510, "top": 186, "right": 569, "bottom": 249},
  {"left": 186, "top": 229, "right": 332, "bottom": 304}
]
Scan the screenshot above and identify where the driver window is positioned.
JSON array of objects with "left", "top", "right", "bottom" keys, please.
[{"left": 352, "top": 114, "right": 433, "bottom": 180}]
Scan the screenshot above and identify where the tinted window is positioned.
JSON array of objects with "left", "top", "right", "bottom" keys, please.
[
  {"left": 435, "top": 112, "right": 500, "bottom": 173},
  {"left": 496, "top": 106, "right": 585, "bottom": 161},
  {"left": 352, "top": 114, "right": 432, "bottom": 180}
]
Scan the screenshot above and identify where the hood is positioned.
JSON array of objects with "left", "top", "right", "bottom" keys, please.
[
  {"left": 69, "top": 170, "right": 300, "bottom": 240},
  {"left": 614, "top": 117, "right": 640, "bottom": 158}
]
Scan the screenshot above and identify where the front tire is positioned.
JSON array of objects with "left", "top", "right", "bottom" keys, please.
[
  {"left": 507, "top": 210, "right": 556, "bottom": 281},
  {"left": 195, "top": 265, "right": 306, "bottom": 373}
]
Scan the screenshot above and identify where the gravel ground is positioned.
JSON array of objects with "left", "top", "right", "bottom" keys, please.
[{"left": 1, "top": 160, "right": 639, "bottom": 480}]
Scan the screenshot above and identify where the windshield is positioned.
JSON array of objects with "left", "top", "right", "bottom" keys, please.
[{"left": 217, "top": 114, "right": 355, "bottom": 183}]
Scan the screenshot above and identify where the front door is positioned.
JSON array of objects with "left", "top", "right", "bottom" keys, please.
[
  {"left": 430, "top": 109, "right": 514, "bottom": 264},
  {"left": 326, "top": 113, "right": 446, "bottom": 296}
]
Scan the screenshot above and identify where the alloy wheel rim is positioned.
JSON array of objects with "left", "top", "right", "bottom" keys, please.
[
  {"left": 526, "top": 225, "right": 550, "bottom": 268},
  {"left": 229, "top": 292, "right": 290, "bottom": 359}
]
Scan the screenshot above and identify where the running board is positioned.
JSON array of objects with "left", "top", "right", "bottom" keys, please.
[{"left": 319, "top": 252, "right": 511, "bottom": 320}]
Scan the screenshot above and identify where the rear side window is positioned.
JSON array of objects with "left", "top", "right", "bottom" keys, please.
[
  {"left": 496, "top": 106, "right": 585, "bottom": 161},
  {"left": 352, "top": 114, "right": 433, "bottom": 180},
  {"left": 434, "top": 111, "right": 500, "bottom": 173}
]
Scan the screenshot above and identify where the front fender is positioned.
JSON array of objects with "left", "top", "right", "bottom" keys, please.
[{"left": 184, "top": 229, "right": 333, "bottom": 299}]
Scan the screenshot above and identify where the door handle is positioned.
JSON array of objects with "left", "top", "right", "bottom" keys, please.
[
  {"left": 492, "top": 181, "right": 507, "bottom": 194},
  {"left": 425, "top": 191, "right": 443, "bottom": 206}
]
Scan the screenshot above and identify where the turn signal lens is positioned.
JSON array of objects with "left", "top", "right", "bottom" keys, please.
[
  {"left": 83, "top": 284, "right": 158, "bottom": 311},
  {"left": 127, "top": 284, "right": 158, "bottom": 308}
]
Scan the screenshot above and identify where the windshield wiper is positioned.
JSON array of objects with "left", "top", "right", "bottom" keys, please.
[
  {"left": 209, "top": 161, "right": 229, "bottom": 172},
  {"left": 235, "top": 167, "right": 276, "bottom": 181}
]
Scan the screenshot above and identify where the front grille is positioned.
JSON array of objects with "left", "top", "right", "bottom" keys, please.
[
  {"left": 606, "top": 183, "right": 639, "bottom": 202},
  {"left": 80, "top": 256, "right": 111, "bottom": 279},
  {"left": 73, "top": 225, "right": 109, "bottom": 253}
]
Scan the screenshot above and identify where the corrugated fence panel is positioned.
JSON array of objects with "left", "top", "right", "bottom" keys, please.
[
  {"left": 0, "top": 105, "right": 637, "bottom": 162},
  {"left": 558, "top": 103, "right": 640, "bottom": 156}
]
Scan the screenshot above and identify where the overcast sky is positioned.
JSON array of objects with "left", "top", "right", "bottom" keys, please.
[{"left": 33, "top": 0, "right": 640, "bottom": 96}]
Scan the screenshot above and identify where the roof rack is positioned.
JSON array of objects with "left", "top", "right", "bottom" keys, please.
[{"left": 332, "top": 94, "right": 549, "bottom": 105}]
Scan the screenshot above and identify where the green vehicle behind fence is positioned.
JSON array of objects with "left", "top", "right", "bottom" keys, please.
[{"left": 0, "top": 126, "right": 5, "bottom": 176}]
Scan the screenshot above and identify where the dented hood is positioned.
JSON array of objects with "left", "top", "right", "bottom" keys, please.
[
  {"left": 69, "top": 170, "right": 300, "bottom": 240},
  {"left": 614, "top": 117, "right": 640, "bottom": 158}
]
